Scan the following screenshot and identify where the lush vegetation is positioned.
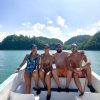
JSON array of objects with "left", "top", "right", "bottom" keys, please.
[
  {"left": 0, "top": 31, "right": 100, "bottom": 50},
  {"left": 0, "top": 35, "right": 62, "bottom": 50},
  {"left": 84, "top": 31, "right": 100, "bottom": 50},
  {"left": 64, "top": 31, "right": 100, "bottom": 50},
  {"left": 64, "top": 35, "right": 91, "bottom": 49}
]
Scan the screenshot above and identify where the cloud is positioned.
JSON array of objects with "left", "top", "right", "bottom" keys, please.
[
  {"left": 46, "top": 26, "right": 62, "bottom": 37},
  {"left": 56, "top": 16, "right": 65, "bottom": 27},
  {"left": 31, "top": 23, "right": 47, "bottom": 37},
  {"left": 17, "top": 22, "right": 48, "bottom": 38},
  {"left": 0, "top": 17, "right": 100, "bottom": 43},
  {"left": 15, "top": 30, "right": 33, "bottom": 37},
  {"left": 22, "top": 22, "right": 32, "bottom": 28},
  {"left": 67, "top": 27, "right": 97, "bottom": 39},
  {"left": 47, "top": 20, "right": 53, "bottom": 24},
  {"left": 32, "top": 23, "right": 45, "bottom": 31},
  {"left": 0, "top": 32, "right": 13, "bottom": 42},
  {"left": 94, "top": 20, "right": 100, "bottom": 27}
]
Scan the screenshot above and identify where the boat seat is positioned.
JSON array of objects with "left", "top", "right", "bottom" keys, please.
[
  {"left": 10, "top": 91, "right": 35, "bottom": 100},
  {"left": 39, "top": 91, "right": 78, "bottom": 100},
  {"left": 13, "top": 70, "right": 86, "bottom": 94},
  {"left": 75, "top": 92, "right": 100, "bottom": 100}
]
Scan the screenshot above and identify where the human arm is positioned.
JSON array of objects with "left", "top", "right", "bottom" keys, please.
[
  {"left": 15, "top": 55, "right": 27, "bottom": 73},
  {"left": 81, "top": 51, "right": 91, "bottom": 70},
  {"left": 67, "top": 56, "right": 75, "bottom": 72},
  {"left": 52, "top": 54, "right": 56, "bottom": 69}
]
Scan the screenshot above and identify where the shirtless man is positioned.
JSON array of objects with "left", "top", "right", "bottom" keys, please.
[
  {"left": 52, "top": 43, "right": 72, "bottom": 92},
  {"left": 68, "top": 43, "right": 95, "bottom": 96}
]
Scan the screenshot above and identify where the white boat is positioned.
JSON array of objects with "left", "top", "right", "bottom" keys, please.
[{"left": 0, "top": 64, "right": 100, "bottom": 100}]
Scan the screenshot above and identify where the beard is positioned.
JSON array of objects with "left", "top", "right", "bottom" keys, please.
[{"left": 57, "top": 49, "right": 62, "bottom": 53}]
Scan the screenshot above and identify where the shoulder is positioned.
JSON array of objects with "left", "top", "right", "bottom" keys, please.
[
  {"left": 64, "top": 52, "right": 70, "bottom": 56},
  {"left": 80, "top": 50, "right": 85, "bottom": 54},
  {"left": 25, "top": 54, "right": 29, "bottom": 58},
  {"left": 36, "top": 54, "right": 41, "bottom": 58},
  {"left": 49, "top": 54, "right": 53, "bottom": 59},
  {"left": 41, "top": 53, "right": 44, "bottom": 56},
  {"left": 23, "top": 54, "right": 30, "bottom": 61},
  {"left": 36, "top": 53, "right": 40, "bottom": 57},
  {"left": 52, "top": 53, "right": 57, "bottom": 57},
  {"left": 79, "top": 51, "right": 86, "bottom": 57},
  {"left": 34, "top": 54, "right": 40, "bottom": 61}
]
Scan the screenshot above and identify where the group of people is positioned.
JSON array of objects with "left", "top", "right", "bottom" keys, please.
[{"left": 15, "top": 43, "right": 95, "bottom": 100}]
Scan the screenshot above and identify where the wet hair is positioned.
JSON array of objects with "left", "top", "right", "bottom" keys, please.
[
  {"left": 30, "top": 44, "right": 37, "bottom": 57},
  {"left": 44, "top": 44, "right": 50, "bottom": 49},
  {"left": 55, "top": 43, "right": 62, "bottom": 48},
  {"left": 31, "top": 44, "right": 37, "bottom": 49},
  {"left": 71, "top": 43, "right": 78, "bottom": 48}
]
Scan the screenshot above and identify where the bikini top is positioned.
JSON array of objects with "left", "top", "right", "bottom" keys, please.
[{"left": 41, "top": 54, "right": 52, "bottom": 69}]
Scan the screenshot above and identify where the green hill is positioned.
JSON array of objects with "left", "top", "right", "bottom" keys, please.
[
  {"left": 37, "top": 36, "right": 63, "bottom": 49},
  {"left": 84, "top": 31, "right": 100, "bottom": 50},
  {"left": 64, "top": 35, "right": 91, "bottom": 49},
  {"left": 0, "top": 31, "right": 100, "bottom": 50},
  {"left": 0, "top": 35, "right": 62, "bottom": 50}
]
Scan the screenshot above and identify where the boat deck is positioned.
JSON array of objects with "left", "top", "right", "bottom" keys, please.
[
  {"left": 9, "top": 76, "right": 91, "bottom": 100},
  {"left": 0, "top": 70, "right": 100, "bottom": 100},
  {"left": 10, "top": 87, "right": 92, "bottom": 100}
]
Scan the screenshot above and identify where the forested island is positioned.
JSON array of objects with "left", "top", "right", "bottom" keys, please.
[{"left": 0, "top": 31, "right": 100, "bottom": 50}]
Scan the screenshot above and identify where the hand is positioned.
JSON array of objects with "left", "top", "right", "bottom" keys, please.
[
  {"left": 14, "top": 69, "right": 19, "bottom": 73},
  {"left": 76, "top": 68, "right": 81, "bottom": 71},
  {"left": 14, "top": 67, "right": 20, "bottom": 73},
  {"left": 75, "top": 70, "right": 82, "bottom": 76}
]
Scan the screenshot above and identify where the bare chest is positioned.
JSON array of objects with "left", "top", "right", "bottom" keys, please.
[{"left": 70, "top": 54, "right": 83, "bottom": 67}]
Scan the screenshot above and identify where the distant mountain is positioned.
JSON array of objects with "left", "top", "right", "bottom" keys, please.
[
  {"left": 84, "top": 31, "right": 100, "bottom": 50},
  {"left": 0, "top": 31, "right": 100, "bottom": 50},
  {"left": 37, "top": 36, "right": 63, "bottom": 49},
  {"left": 64, "top": 35, "right": 91, "bottom": 49},
  {"left": 0, "top": 35, "right": 63, "bottom": 50},
  {"left": 37, "top": 36, "right": 63, "bottom": 45}
]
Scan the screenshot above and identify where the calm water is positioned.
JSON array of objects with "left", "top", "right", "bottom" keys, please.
[{"left": 0, "top": 50, "right": 100, "bottom": 84}]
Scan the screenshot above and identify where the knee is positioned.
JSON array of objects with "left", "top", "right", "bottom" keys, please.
[
  {"left": 46, "top": 72, "right": 51, "bottom": 77},
  {"left": 45, "top": 75, "right": 51, "bottom": 82},
  {"left": 33, "top": 71, "right": 38, "bottom": 78},
  {"left": 52, "top": 69, "right": 56, "bottom": 73},
  {"left": 73, "top": 73, "right": 78, "bottom": 78},
  {"left": 85, "top": 67, "right": 91, "bottom": 74},
  {"left": 67, "top": 70, "right": 72, "bottom": 76}
]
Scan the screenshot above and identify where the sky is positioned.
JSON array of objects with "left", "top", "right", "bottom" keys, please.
[{"left": 0, "top": 0, "right": 100, "bottom": 42}]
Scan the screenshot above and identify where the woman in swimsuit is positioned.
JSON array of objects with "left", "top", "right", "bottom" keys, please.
[
  {"left": 15, "top": 44, "right": 40, "bottom": 94},
  {"left": 39, "top": 44, "right": 53, "bottom": 100}
]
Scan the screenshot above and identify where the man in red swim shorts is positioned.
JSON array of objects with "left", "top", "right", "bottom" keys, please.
[{"left": 52, "top": 43, "right": 72, "bottom": 92}]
